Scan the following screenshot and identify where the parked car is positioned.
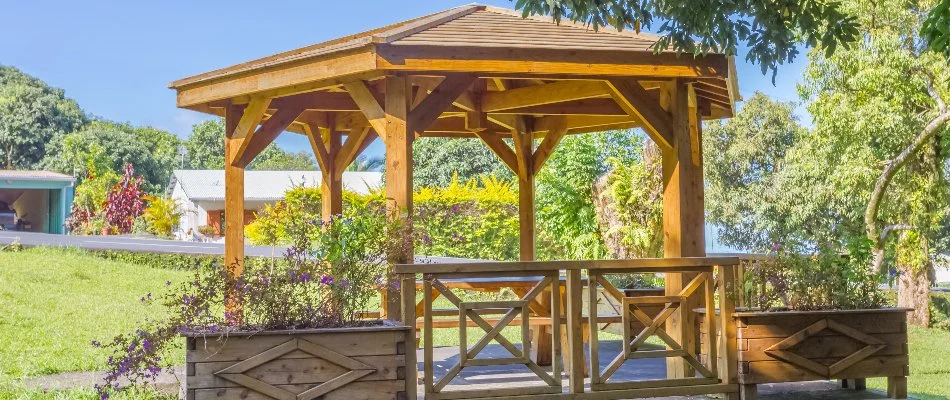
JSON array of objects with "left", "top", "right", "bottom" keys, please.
[{"left": 0, "top": 201, "right": 17, "bottom": 230}]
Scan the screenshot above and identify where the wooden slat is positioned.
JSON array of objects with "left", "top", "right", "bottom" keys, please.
[
  {"left": 187, "top": 355, "right": 402, "bottom": 389},
  {"left": 190, "top": 380, "right": 404, "bottom": 400},
  {"left": 187, "top": 331, "right": 403, "bottom": 362},
  {"left": 565, "top": 269, "right": 584, "bottom": 393},
  {"left": 531, "top": 116, "right": 567, "bottom": 172},
  {"left": 741, "top": 355, "right": 908, "bottom": 384}
]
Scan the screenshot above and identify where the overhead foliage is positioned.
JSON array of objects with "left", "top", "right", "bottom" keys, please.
[
  {"left": 0, "top": 65, "right": 85, "bottom": 169},
  {"left": 512, "top": 0, "right": 861, "bottom": 77},
  {"left": 922, "top": 0, "right": 950, "bottom": 58}
]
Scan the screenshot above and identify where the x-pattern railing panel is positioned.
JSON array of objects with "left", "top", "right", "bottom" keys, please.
[
  {"left": 591, "top": 269, "right": 720, "bottom": 390},
  {"left": 422, "top": 272, "right": 562, "bottom": 398}
]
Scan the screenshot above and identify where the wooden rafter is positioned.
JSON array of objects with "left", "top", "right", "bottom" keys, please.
[
  {"left": 228, "top": 97, "right": 270, "bottom": 140},
  {"left": 474, "top": 131, "right": 517, "bottom": 172}
]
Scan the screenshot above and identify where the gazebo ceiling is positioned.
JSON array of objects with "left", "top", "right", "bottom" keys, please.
[{"left": 169, "top": 4, "right": 738, "bottom": 140}]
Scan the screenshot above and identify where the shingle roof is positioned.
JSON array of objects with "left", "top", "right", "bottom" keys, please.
[
  {"left": 169, "top": 5, "right": 665, "bottom": 89},
  {"left": 0, "top": 170, "right": 75, "bottom": 182},
  {"left": 169, "top": 170, "right": 382, "bottom": 201}
]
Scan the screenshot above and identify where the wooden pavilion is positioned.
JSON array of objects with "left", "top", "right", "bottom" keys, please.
[{"left": 169, "top": 4, "right": 738, "bottom": 387}]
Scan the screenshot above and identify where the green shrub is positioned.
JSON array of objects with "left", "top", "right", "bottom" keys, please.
[{"left": 742, "top": 244, "right": 887, "bottom": 311}]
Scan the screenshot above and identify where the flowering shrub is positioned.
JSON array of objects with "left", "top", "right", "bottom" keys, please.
[
  {"left": 741, "top": 243, "right": 886, "bottom": 311},
  {"left": 104, "top": 163, "right": 146, "bottom": 234},
  {"left": 95, "top": 211, "right": 403, "bottom": 398}
]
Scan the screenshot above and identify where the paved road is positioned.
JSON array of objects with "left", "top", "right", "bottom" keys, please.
[
  {"left": 0, "top": 230, "right": 484, "bottom": 264},
  {"left": 0, "top": 230, "right": 285, "bottom": 257}
]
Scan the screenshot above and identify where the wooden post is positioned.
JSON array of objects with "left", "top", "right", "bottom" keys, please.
[
  {"left": 384, "top": 75, "right": 413, "bottom": 321},
  {"left": 718, "top": 264, "right": 740, "bottom": 400},
  {"left": 322, "top": 126, "right": 343, "bottom": 221},
  {"left": 512, "top": 125, "right": 536, "bottom": 261},
  {"left": 400, "top": 273, "right": 418, "bottom": 400},
  {"left": 662, "top": 81, "right": 706, "bottom": 378},
  {"left": 565, "top": 269, "right": 585, "bottom": 393},
  {"left": 224, "top": 104, "right": 246, "bottom": 323}
]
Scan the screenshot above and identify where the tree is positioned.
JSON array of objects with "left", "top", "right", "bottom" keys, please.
[
  {"left": 0, "top": 65, "right": 85, "bottom": 169},
  {"left": 412, "top": 137, "right": 512, "bottom": 188},
  {"left": 513, "top": 0, "right": 860, "bottom": 76},
  {"left": 185, "top": 119, "right": 226, "bottom": 169},
  {"left": 42, "top": 121, "right": 181, "bottom": 194},
  {"left": 536, "top": 130, "right": 644, "bottom": 260},
  {"left": 922, "top": 0, "right": 950, "bottom": 58},
  {"left": 795, "top": 0, "right": 950, "bottom": 326},
  {"left": 703, "top": 92, "right": 807, "bottom": 251},
  {"left": 251, "top": 146, "right": 317, "bottom": 171}
]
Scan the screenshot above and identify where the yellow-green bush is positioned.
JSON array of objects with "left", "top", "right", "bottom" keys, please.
[{"left": 245, "top": 176, "right": 520, "bottom": 261}]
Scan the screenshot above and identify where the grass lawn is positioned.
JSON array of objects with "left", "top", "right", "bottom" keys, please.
[
  {"left": 0, "top": 247, "right": 187, "bottom": 399},
  {"left": 1, "top": 246, "right": 949, "bottom": 399}
]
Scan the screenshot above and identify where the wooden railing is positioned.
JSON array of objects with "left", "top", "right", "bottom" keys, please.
[{"left": 394, "top": 257, "right": 741, "bottom": 400}]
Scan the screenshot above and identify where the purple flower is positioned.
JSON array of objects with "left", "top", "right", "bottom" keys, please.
[
  {"left": 100, "top": 392, "right": 110, "bottom": 400},
  {"left": 422, "top": 233, "right": 432, "bottom": 245},
  {"left": 321, "top": 275, "right": 334, "bottom": 285},
  {"left": 340, "top": 279, "right": 349, "bottom": 288},
  {"left": 771, "top": 243, "right": 781, "bottom": 250},
  {"left": 301, "top": 273, "right": 310, "bottom": 282},
  {"left": 165, "top": 281, "right": 171, "bottom": 286},
  {"left": 142, "top": 340, "right": 152, "bottom": 351}
]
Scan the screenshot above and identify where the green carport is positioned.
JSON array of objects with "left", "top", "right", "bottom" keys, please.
[{"left": 0, "top": 170, "right": 75, "bottom": 234}]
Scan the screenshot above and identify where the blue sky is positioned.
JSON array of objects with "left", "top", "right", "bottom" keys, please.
[{"left": 1, "top": 0, "right": 807, "bottom": 158}]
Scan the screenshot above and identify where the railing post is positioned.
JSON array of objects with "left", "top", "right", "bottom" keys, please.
[
  {"left": 717, "top": 264, "right": 739, "bottom": 400},
  {"left": 566, "top": 268, "right": 585, "bottom": 393},
  {"left": 399, "top": 273, "right": 418, "bottom": 400}
]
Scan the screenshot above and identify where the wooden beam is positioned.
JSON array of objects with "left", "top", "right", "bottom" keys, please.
[
  {"left": 532, "top": 116, "right": 568, "bottom": 172},
  {"left": 232, "top": 105, "right": 305, "bottom": 167},
  {"left": 408, "top": 74, "right": 476, "bottom": 134},
  {"left": 474, "top": 131, "right": 518, "bottom": 172},
  {"left": 344, "top": 80, "right": 388, "bottom": 143},
  {"left": 335, "top": 127, "right": 372, "bottom": 172},
  {"left": 607, "top": 79, "right": 673, "bottom": 149},
  {"left": 268, "top": 91, "right": 361, "bottom": 111},
  {"left": 482, "top": 80, "right": 610, "bottom": 112},
  {"left": 492, "top": 98, "right": 625, "bottom": 116},
  {"left": 376, "top": 45, "right": 730, "bottom": 79},
  {"left": 229, "top": 97, "right": 271, "bottom": 141},
  {"left": 511, "top": 118, "right": 536, "bottom": 261},
  {"left": 306, "top": 124, "right": 331, "bottom": 174},
  {"left": 173, "top": 51, "right": 379, "bottom": 108}
]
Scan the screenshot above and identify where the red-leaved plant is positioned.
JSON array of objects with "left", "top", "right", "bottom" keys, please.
[{"left": 104, "top": 163, "right": 145, "bottom": 234}]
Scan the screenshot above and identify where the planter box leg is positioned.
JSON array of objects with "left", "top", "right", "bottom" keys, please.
[
  {"left": 887, "top": 376, "right": 907, "bottom": 399},
  {"left": 739, "top": 384, "right": 757, "bottom": 400},
  {"left": 841, "top": 378, "right": 866, "bottom": 390}
]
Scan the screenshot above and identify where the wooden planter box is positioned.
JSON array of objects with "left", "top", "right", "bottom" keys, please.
[
  {"left": 183, "top": 322, "right": 412, "bottom": 400},
  {"left": 699, "top": 308, "right": 910, "bottom": 400}
]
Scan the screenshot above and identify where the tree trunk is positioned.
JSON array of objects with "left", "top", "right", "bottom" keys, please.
[{"left": 897, "top": 264, "right": 932, "bottom": 327}]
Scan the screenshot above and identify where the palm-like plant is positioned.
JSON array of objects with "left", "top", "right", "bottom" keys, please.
[{"left": 346, "top": 155, "right": 384, "bottom": 172}]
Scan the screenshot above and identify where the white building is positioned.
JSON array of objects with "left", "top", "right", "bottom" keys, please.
[{"left": 167, "top": 170, "right": 382, "bottom": 239}]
